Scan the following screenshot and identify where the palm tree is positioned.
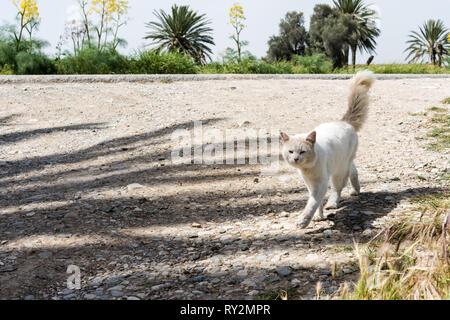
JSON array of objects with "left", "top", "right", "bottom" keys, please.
[
  {"left": 333, "top": 0, "right": 380, "bottom": 69},
  {"left": 405, "top": 19, "right": 449, "bottom": 66},
  {"left": 144, "top": 5, "right": 215, "bottom": 65}
]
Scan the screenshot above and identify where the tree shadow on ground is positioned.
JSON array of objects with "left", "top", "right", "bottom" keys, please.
[
  {"left": 0, "top": 186, "right": 445, "bottom": 299},
  {"left": 307, "top": 187, "right": 445, "bottom": 235},
  {"left": 1, "top": 183, "right": 307, "bottom": 242},
  {"left": 0, "top": 114, "right": 20, "bottom": 126},
  {"left": 0, "top": 118, "right": 224, "bottom": 179},
  {"left": 0, "top": 223, "right": 364, "bottom": 299},
  {"left": 0, "top": 123, "right": 106, "bottom": 145},
  {"left": 1, "top": 115, "right": 292, "bottom": 240}
]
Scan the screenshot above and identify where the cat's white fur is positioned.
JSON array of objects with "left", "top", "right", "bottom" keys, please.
[{"left": 280, "top": 71, "right": 375, "bottom": 228}]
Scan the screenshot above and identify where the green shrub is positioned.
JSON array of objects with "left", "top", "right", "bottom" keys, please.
[
  {"left": 0, "top": 66, "right": 13, "bottom": 74},
  {"left": 0, "top": 40, "right": 17, "bottom": 72},
  {"left": 15, "top": 51, "right": 55, "bottom": 74},
  {"left": 200, "top": 54, "right": 333, "bottom": 74},
  {"left": 56, "top": 47, "right": 129, "bottom": 74},
  {"left": 201, "top": 62, "right": 226, "bottom": 74},
  {"left": 201, "top": 58, "right": 296, "bottom": 74},
  {"left": 247, "top": 60, "right": 294, "bottom": 74},
  {"left": 129, "top": 50, "right": 198, "bottom": 74},
  {"left": 229, "top": 59, "right": 289, "bottom": 74},
  {"left": 0, "top": 38, "right": 56, "bottom": 75},
  {"left": 292, "top": 53, "right": 333, "bottom": 73}
]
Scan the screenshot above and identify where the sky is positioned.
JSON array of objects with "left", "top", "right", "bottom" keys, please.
[{"left": 1, "top": 0, "right": 449, "bottom": 64}]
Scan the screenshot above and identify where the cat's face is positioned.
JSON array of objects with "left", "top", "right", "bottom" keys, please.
[{"left": 280, "top": 131, "right": 316, "bottom": 168}]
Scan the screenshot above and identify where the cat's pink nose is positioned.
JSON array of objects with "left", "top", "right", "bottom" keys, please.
[{"left": 294, "top": 158, "right": 299, "bottom": 162}]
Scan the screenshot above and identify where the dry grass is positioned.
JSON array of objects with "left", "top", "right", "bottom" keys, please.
[
  {"left": 341, "top": 193, "right": 449, "bottom": 300},
  {"left": 427, "top": 110, "right": 450, "bottom": 152},
  {"left": 410, "top": 106, "right": 450, "bottom": 152}
]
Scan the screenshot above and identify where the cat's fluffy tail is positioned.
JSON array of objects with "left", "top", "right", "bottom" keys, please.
[{"left": 342, "top": 70, "right": 375, "bottom": 132}]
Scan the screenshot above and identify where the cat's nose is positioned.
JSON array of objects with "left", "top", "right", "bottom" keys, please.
[{"left": 294, "top": 158, "right": 299, "bottom": 162}]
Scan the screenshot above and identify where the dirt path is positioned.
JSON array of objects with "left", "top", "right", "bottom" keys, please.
[{"left": 0, "top": 78, "right": 448, "bottom": 300}]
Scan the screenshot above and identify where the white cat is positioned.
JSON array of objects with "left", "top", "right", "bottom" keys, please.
[{"left": 280, "top": 71, "right": 375, "bottom": 228}]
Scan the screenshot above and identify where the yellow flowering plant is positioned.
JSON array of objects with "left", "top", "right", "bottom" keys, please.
[
  {"left": 13, "top": 0, "right": 39, "bottom": 23},
  {"left": 89, "top": 0, "right": 129, "bottom": 50},
  {"left": 229, "top": 3, "right": 247, "bottom": 62},
  {"left": 110, "top": 0, "right": 130, "bottom": 50},
  {"left": 12, "top": 0, "right": 40, "bottom": 50}
]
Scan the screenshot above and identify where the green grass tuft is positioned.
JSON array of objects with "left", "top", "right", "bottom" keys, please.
[
  {"left": 408, "top": 112, "right": 428, "bottom": 117},
  {"left": 327, "top": 245, "right": 354, "bottom": 253},
  {"left": 417, "top": 109, "right": 450, "bottom": 152},
  {"left": 441, "top": 97, "right": 450, "bottom": 105},
  {"left": 336, "top": 64, "right": 450, "bottom": 75},
  {"left": 428, "top": 107, "right": 447, "bottom": 112}
]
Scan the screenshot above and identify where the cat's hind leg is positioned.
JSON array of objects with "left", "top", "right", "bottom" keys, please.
[
  {"left": 312, "top": 199, "right": 326, "bottom": 221},
  {"left": 349, "top": 162, "right": 360, "bottom": 196}
]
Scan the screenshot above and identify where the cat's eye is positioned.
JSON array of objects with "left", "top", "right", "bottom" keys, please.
[
  {"left": 300, "top": 151, "right": 306, "bottom": 155},
  {"left": 289, "top": 151, "right": 294, "bottom": 154}
]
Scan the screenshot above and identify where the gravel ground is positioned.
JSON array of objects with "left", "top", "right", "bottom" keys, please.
[{"left": 0, "top": 78, "right": 449, "bottom": 300}]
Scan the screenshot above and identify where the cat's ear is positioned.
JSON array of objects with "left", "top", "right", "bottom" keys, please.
[
  {"left": 306, "top": 131, "right": 316, "bottom": 145},
  {"left": 280, "top": 132, "right": 290, "bottom": 143}
]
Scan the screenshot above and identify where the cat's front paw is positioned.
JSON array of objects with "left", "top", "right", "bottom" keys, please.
[
  {"left": 325, "top": 201, "right": 339, "bottom": 210},
  {"left": 312, "top": 215, "right": 326, "bottom": 222},
  {"left": 298, "top": 217, "right": 313, "bottom": 229}
]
